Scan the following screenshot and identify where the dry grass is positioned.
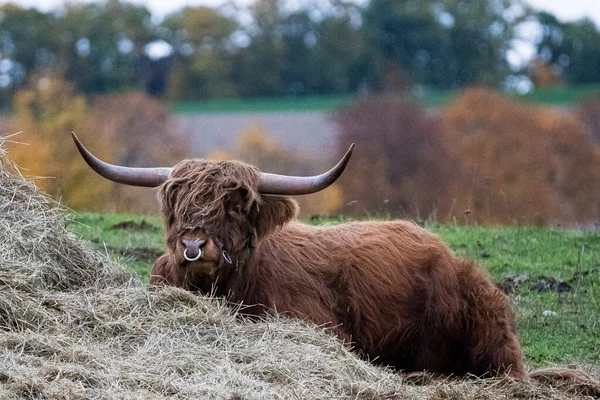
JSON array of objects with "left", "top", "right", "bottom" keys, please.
[{"left": 1, "top": 137, "right": 599, "bottom": 399}]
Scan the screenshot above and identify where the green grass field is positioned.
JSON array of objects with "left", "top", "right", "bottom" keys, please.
[
  {"left": 171, "top": 84, "right": 600, "bottom": 114},
  {"left": 171, "top": 95, "right": 356, "bottom": 114},
  {"left": 67, "top": 212, "right": 600, "bottom": 368},
  {"left": 519, "top": 84, "right": 600, "bottom": 106}
]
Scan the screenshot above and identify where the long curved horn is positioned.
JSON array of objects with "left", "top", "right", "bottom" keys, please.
[
  {"left": 258, "top": 144, "right": 355, "bottom": 195},
  {"left": 71, "top": 132, "right": 172, "bottom": 187}
]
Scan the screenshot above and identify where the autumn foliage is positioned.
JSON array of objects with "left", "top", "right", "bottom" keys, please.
[
  {"left": 336, "top": 89, "right": 600, "bottom": 225},
  {"left": 576, "top": 97, "right": 600, "bottom": 145},
  {"left": 442, "top": 88, "right": 600, "bottom": 225},
  {"left": 7, "top": 76, "right": 110, "bottom": 210},
  {"left": 7, "top": 77, "right": 188, "bottom": 213},
  {"left": 334, "top": 96, "right": 461, "bottom": 219}
]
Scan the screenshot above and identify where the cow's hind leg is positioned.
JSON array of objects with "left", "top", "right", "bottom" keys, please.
[{"left": 462, "top": 264, "right": 526, "bottom": 378}]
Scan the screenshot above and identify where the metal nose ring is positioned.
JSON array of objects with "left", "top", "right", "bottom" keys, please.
[{"left": 184, "top": 248, "right": 202, "bottom": 262}]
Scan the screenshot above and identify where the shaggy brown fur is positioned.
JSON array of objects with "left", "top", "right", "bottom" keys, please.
[{"left": 150, "top": 158, "right": 565, "bottom": 380}]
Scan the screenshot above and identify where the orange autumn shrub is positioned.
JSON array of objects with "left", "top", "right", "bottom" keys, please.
[
  {"left": 7, "top": 76, "right": 114, "bottom": 210},
  {"left": 334, "top": 96, "right": 460, "bottom": 220},
  {"left": 441, "top": 87, "right": 600, "bottom": 225},
  {"left": 8, "top": 77, "right": 188, "bottom": 213}
]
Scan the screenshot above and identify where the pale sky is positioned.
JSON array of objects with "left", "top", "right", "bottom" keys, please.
[
  {"left": 4, "top": 0, "right": 600, "bottom": 25},
  {"left": 526, "top": 0, "right": 600, "bottom": 25}
]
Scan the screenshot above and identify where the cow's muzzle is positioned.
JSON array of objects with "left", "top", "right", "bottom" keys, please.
[{"left": 183, "top": 239, "right": 207, "bottom": 262}]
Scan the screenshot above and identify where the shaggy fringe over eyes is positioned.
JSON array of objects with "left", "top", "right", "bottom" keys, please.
[{"left": 159, "top": 159, "right": 261, "bottom": 232}]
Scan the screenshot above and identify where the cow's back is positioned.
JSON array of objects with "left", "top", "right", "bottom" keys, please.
[{"left": 251, "top": 221, "right": 465, "bottom": 364}]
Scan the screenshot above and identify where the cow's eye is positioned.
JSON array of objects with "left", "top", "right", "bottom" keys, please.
[{"left": 230, "top": 205, "right": 243, "bottom": 215}]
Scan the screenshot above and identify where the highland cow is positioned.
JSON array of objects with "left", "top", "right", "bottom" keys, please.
[{"left": 71, "top": 133, "right": 529, "bottom": 378}]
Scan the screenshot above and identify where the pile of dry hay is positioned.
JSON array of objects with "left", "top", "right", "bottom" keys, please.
[{"left": 0, "top": 138, "right": 598, "bottom": 400}]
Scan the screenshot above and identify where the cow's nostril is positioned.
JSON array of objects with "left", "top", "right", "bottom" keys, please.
[
  {"left": 182, "top": 238, "right": 207, "bottom": 248},
  {"left": 182, "top": 239, "right": 207, "bottom": 262}
]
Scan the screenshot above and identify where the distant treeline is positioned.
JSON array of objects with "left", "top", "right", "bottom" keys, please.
[{"left": 2, "top": 0, "right": 600, "bottom": 107}]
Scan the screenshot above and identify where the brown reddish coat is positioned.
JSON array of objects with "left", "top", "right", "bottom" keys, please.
[{"left": 151, "top": 159, "right": 525, "bottom": 378}]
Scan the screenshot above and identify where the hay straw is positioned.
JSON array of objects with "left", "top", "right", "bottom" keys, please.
[{"left": 0, "top": 137, "right": 598, "bottom": 399}]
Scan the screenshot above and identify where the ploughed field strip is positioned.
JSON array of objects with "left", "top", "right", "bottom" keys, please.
[{"left": 1, "top": 138, "right": 599, "bottom": 399}]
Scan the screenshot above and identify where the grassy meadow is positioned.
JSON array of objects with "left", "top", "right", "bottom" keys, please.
[
  {"left": 67, "top": 212, "right": 600, "bottom": 370},
  {"left": 170, "top": 84, "right": 600, "bottom": 115}
]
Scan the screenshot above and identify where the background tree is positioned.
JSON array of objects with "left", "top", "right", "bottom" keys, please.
[
  {"left": 0, "top": 4, "right": 57, "bottom": 107},
  {"left": 334, "top": 89, "right": 600, "bottom": 225},
  {"left": 231, "top": 0, "right": 365, "bottom": 97},
  {"left": 528, "top": 57, "right": 564, "bottom": 88},
  {"left": 576, "top": 97, "right": 600, "bottom": 145},
  {"left": 231, "top": 0, "right": 286, "bottom": 97},
  {"left": 275, "top": 4, "right": 365, "bottom": 95},
  {"left": 162, "top": 6, "right": 239, "bottom": 99},
  {"left": 5, "top": 0, "right": 600, "bottom": 102},
  {"left": 532, "top": 12, "right": 600, "bottom": 85},
  {"left": 312, "top": 11, "right": 367, "bottom": 94},
  {"left": 56, "top": 0, "right": 156, "bottom": 95},
  {"left": 361, "top": 0, "right": 529, "bottom": 90}
]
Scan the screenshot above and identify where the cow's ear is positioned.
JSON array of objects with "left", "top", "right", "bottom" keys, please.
[{"left": 253, "top": 196, "right": 298, "bottom": 239}]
